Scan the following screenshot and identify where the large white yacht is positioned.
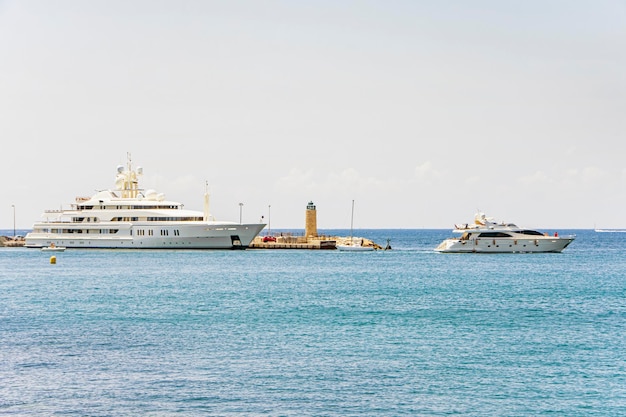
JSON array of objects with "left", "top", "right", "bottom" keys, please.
[
  {"left": 25, "top": 157, "right": 266, "bottom": 249},
  {"left": 435, "top": 212, "right": 575, "bottom": 253}
]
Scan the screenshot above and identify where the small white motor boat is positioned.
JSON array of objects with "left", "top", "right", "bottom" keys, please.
[{"left": 41, "top": 243, "right": 66, "bottom": 252}]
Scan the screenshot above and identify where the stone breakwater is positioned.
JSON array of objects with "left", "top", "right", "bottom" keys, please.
[
  {"left": 0, "top": 236, "right": 25, "bottom": 247},
  {"left": 249, "top": 234, "right": 383, "bottom": 250}
]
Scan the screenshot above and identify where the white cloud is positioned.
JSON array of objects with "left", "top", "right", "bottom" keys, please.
[
  {"left": 580, "top": 166, "right": 609, "bottom": 185},
  {"left": 464, "top": 176, "right": 481, "bottom": 185},
  {"left": 278, "top": 167, "right": 393, "bottom": 194},
  {"left": 518, "top": 170, "right": 551, "bottom": 186},
  {"left": 413, "top": 161, "right": 443, "bottom": 184},
  {"left": 276, "top": 168, "right": 317, "bottom": 192}
]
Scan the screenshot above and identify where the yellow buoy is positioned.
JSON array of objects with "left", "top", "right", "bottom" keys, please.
[{"left": 50, "top": 256, "right": 56, "bottom": 264}]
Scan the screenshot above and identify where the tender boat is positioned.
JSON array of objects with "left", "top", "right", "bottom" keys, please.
[
  {"left": 435, "top": 212, "right": 575, "bottom": 253},
  {"left": 41, "top": 243, "right": 66, "bottom": 252},
  {"left": 25, "top": 155, "right": 266, "bottom": 249}
]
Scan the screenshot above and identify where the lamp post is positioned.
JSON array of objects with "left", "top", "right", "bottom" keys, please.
[
  {"left": 239, "top": 203, "right": 243, "bottom": 224},
  {"left": 11, "top": 204, "right": 15, "bottom": 237}
]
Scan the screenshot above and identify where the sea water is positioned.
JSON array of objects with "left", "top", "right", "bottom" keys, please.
[{"left": 1, "top": 229, "right": 625, "bottom": 416}]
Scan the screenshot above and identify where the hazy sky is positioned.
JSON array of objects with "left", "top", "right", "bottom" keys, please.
[{"left": 1, "top": 0, "right": 624, "bottom": 229}]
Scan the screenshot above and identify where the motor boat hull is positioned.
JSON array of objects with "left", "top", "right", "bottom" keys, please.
[
  {"left": 337, "top": 244, "right": 375, "bottom": 252},
  {"left": 435, "top": 235, "right": 575, "bottom": 253}
]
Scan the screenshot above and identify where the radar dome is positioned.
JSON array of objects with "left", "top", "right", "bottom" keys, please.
[
  {"left": 145, "top": 189, "right": 157, "bottom": 200},
  {"left": 116, "top": 165, "right": 124, "bottom": 173}
]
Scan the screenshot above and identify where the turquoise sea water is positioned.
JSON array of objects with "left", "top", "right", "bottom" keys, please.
[{"left": 1, "top": 229, "right": 625, "bottom": 416}]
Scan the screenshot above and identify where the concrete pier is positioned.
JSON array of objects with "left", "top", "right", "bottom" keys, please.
[
  {"left": 250, "top": 240, "right": 336, "bottom": 250},
  {"left": 249, "top": 234, "right": 381, "bottom": 250}
]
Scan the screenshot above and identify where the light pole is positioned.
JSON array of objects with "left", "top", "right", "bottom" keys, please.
[
  {"left": 11, "top": 204, "right": 15, "bottom": 237},
  {"left": 239, "top": 203, "right": 243, "bottom": 224}
]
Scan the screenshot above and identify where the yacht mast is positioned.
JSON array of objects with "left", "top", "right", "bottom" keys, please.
[
  {"left": 203, "top": 181, "right": 210, "bottom": 221},
  {"left": 350, "top": 199, "right": 354, "bottom": 242}
]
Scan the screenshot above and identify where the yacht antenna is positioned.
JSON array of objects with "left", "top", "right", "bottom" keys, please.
[
  {"left": 203, "top": 180, "right": 210, "bottom": 221},
  {"left": 122, "top": 152, "right": 139, "bottom": 198}
]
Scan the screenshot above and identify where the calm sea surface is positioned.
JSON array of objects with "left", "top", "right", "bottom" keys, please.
[{"left": 1, "top": 229, "right": 625, "bottom": 416}]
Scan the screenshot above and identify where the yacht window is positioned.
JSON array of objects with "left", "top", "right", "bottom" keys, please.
[
  {"left": 478, "top": 232, "right": 512, "bottom": 238},
  {"left": 518, "top": 230, "right": 544, "bottom": 236}
]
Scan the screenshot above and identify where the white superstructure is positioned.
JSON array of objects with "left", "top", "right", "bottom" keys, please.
[
  {"left": 435, "top": 212, "right": 575, "bottom": 253},
  {"left": 25, "top": 156, "right": 265, "bottom": 249}
]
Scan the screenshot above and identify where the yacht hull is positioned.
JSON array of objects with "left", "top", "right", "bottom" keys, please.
[
  {"left": 25, "top": 223, "right": 265, "bottom": 249},
  {"left": 435, "top": 236, "right": 575, "bottom": 253}
]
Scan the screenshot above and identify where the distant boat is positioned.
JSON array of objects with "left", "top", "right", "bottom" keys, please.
[
  {"left": 336, "top": 200, "right": 375, "bottom": 252},
  {"left": 337, "top": 238, "right": 375, "bottom": 252},
  {"left": 41, "top": 243, "right": 66, "bottom": 252},
  {"left": 594, "top": 229, "right": 626, "bottom": 233}
]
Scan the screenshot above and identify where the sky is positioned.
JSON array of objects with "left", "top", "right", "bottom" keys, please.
[{"left": 1, "top": 0, "right": 624, "bottom": 230}]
